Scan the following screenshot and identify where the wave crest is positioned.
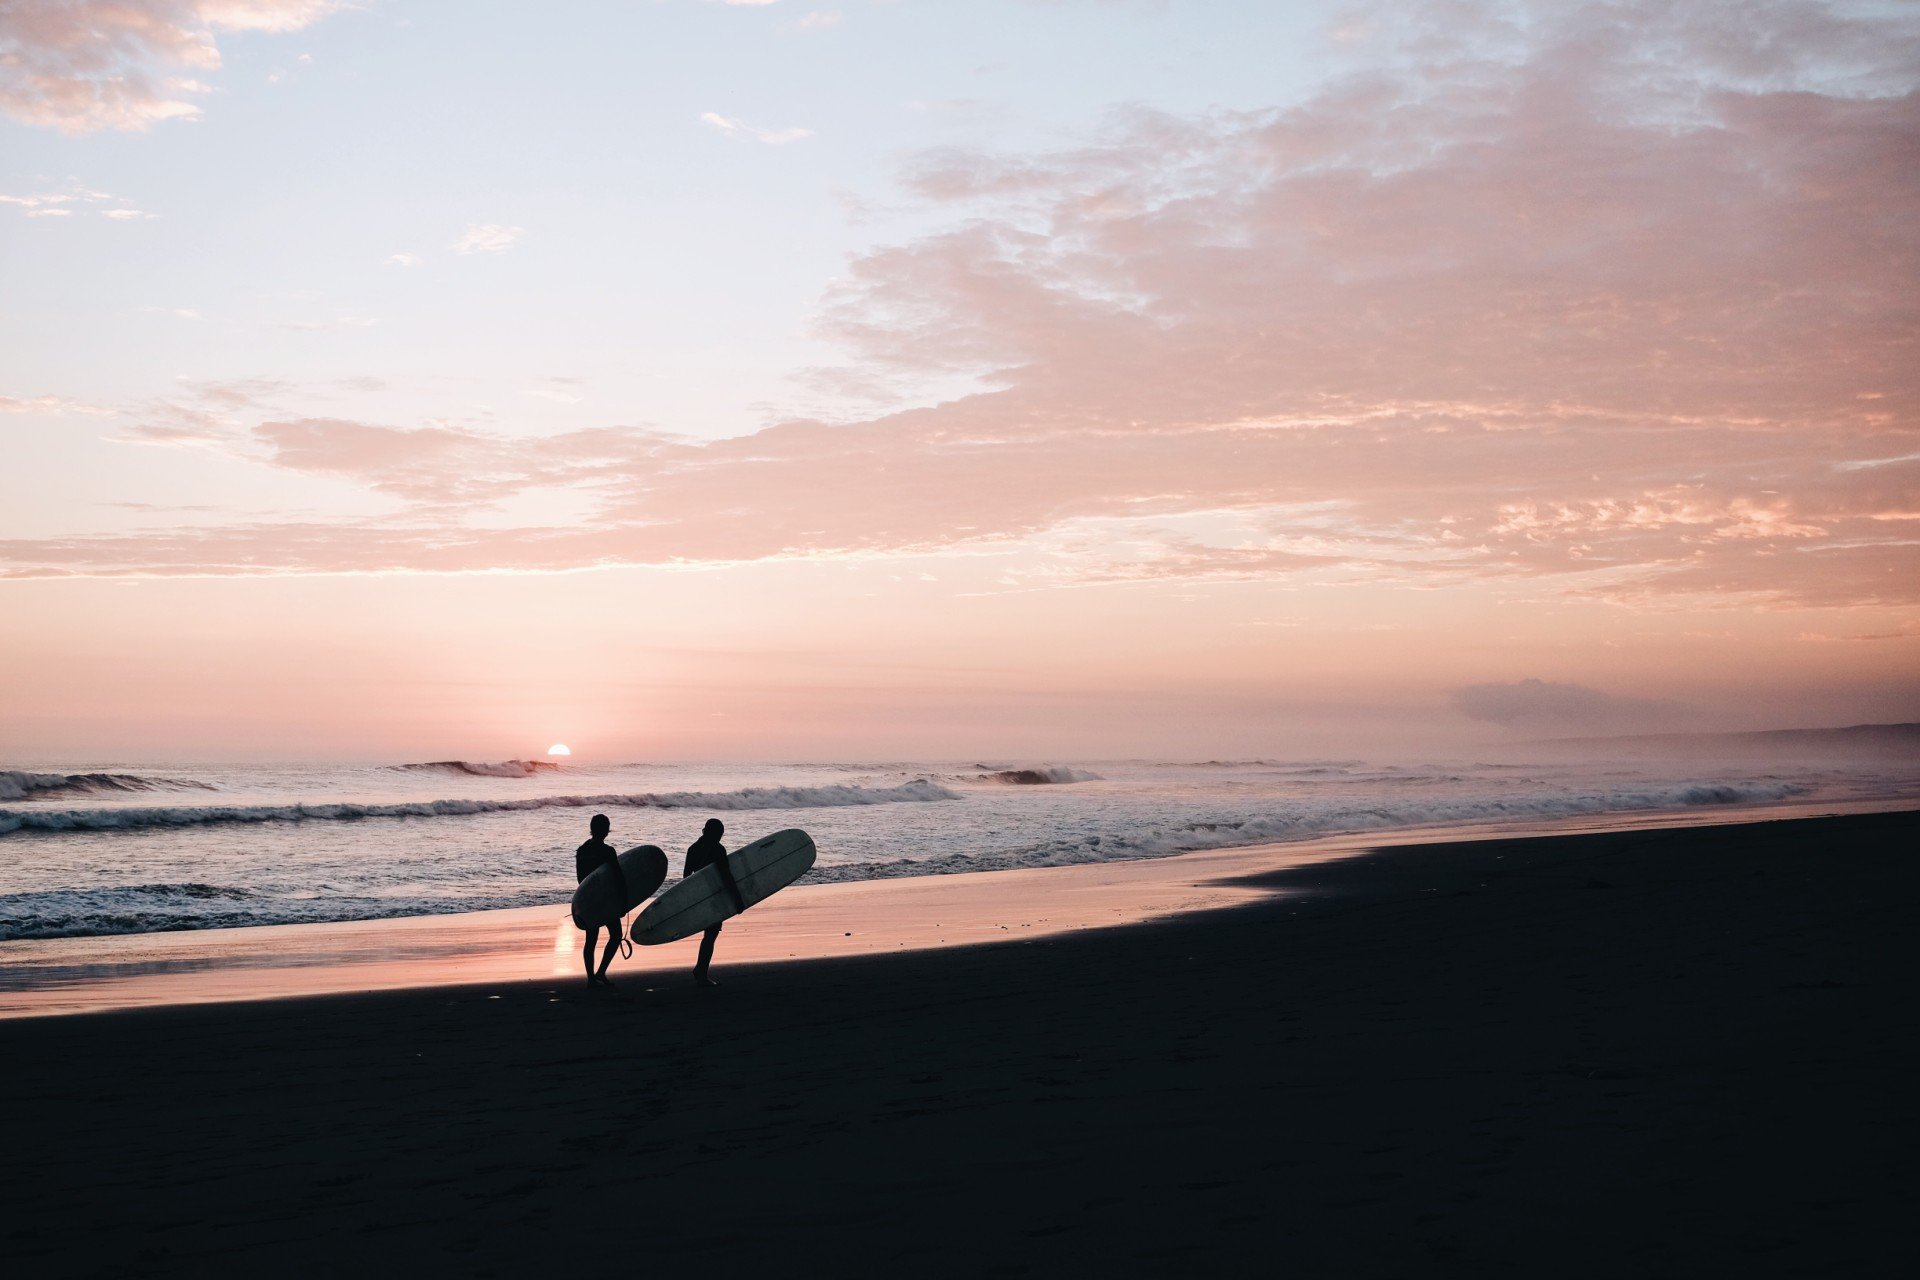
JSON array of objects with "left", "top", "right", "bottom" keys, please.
[
  {"left": 394, "top": 760, "right": 560, "bottom": 778},
  {"left": 0, "top": 779, "right": 959, "bottom": 835},
  {"left": 0, "top": 770, "right": 218, "bottom": 802},
  {"left": 976, "top": 765, "right": 1102, "bottom": 785}
]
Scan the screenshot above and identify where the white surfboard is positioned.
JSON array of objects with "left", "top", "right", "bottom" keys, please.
[
  {"left": 631, "top": 829, "right": 816, "bottom": 945},
  {"left": 571, "top": 845, "right": 670, "bottom": 930}
]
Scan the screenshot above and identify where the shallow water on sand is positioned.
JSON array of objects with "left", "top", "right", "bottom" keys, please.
[{"left": 2, "top": 755, "right": 1914, "bottom": 939}]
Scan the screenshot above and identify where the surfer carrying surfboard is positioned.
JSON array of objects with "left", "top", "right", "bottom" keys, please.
[
  {"left": 686, "top": 818, "right": 746, "bottom": 987},
  {"left": 575, "top": 814, "right": 629, "bottom": 987}
]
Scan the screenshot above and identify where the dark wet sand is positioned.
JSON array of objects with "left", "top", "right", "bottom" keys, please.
[{"left": 2, "top": 810, "right": 1914, "bottom": 1277}]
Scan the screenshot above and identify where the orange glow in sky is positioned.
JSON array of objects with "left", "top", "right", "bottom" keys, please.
[{"left": 2, "top": 1, "right": 1915, "bottom": 761}]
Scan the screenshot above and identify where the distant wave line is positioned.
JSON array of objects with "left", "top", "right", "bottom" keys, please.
[{"left": 0, "top": 780, "right": 960, "bottom": 835}]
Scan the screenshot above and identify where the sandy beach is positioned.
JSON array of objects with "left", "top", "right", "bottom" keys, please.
[
  {"left": 1, "top": 807, "right": 1914, "bottom": 1275},
  {"left": 7, "top": 798, "right": 1906, "bottom": 1019}
]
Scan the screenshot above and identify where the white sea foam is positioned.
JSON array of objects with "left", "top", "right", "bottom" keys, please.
[
  {"left": 0, "top": 882, "right": 543, "bottom": 941},
  {"left": 804, "top": 780, "right": 1816, "bottom": 883}
]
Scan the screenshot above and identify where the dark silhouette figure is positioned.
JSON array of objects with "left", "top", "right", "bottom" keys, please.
[
  {"left": 687, "top": 817, "right": 746, "bottom": 987},
  {"left": 575, "top": 813, "right": 628, "bottom": 987}
]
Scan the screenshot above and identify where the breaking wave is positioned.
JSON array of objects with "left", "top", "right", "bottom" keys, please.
[
  {"left": 0, "top": 780, "right": 959, "bottom": 835},
  {"left": 394, "top": 759, "right": 560, "bottom": 778},
  {"left": 0, "top": 770, "right": 218, "bottom": 802},
  {"left": 0, "top": 883, "right": 258, "bottom": 940},
  {"left": 976, "top": 765, "right": 1103, "bottom": 785}
]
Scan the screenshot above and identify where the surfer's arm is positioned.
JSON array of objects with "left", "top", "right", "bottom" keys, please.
[
  {"left": 606, "top": 851, "right": 630, "bottom": 910},
  {"left": 715, "top": 851, "right": 746, "bottom": 912}
]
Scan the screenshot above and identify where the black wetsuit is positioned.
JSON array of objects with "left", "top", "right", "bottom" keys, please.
[
  {"left": 687, "top": 832, "right": 741, "bottom": 980},
  {"left": 685, "top": 832, "right": 726, "bottom": 880},
  {"left": 576, "top": 838, "right": 624, "bottom": 903},
  {"left": 574, "top": 836, "right": 627, "bottom": 984}
]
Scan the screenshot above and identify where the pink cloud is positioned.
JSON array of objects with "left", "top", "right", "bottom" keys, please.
[
  {"left": 4, "top": 0, "right": 1916, "bottom": 612},
  {"left": 0, "top": 0, "right": 340, "bottom": 132},
  {"left": 250, "top": 419, "right": 677, "bottom": 505},
  {"left": 1, "top": 393, "right": 113, "bottom": 416}
]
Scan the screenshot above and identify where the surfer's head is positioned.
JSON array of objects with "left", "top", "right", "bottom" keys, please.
[
  {"left": 704, "top": 818, "right": 724, "bottom": 838},
  {"left": 590, "top": 813, "right": 610, "bottom": 839}
]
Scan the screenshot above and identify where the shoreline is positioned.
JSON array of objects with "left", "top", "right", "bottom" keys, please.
[
  {"left": 1, "top": 808, "right": 1912, "bottom": 1274},
  {"left": 2, "top": 794, "right": 1912, "bottom": 1020}
]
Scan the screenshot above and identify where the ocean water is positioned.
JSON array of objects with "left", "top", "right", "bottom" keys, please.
[{"left": 2, "top": 755, "right": 1914, "bottom": 940}]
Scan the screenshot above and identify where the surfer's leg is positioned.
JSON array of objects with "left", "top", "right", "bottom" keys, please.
[
  {"left": 583, "top": 926, "right": 602, "bottom": 983},
  {"left": 596, "top": 931, "right": 619, "bottom": 982},
  {"left": 694, "top": 923, "right": 722, "bottom": 986}
]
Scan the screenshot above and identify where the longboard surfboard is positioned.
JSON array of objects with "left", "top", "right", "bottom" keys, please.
[
  {"left": 631, "top": 828, "right": 816, "bottom": 945},
  {"left": 571, "top": 845, "right": 670, "bottom": 930}
]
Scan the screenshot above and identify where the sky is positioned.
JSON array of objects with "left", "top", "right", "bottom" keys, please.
[{"left": 2, "top": 0, "right": 1917, "bottom": 763}]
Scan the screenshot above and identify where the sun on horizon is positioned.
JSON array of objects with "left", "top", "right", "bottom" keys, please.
[{"left": 547, "top": 744, "right": 570, "bottom": 758}]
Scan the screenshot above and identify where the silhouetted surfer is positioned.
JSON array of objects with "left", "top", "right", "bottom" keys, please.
[
  {"left": 687, "top": 818, "right": 746, "bottom": 987},
  {"left": 576, "top": 813, "right": 627, "bottom": 987}
]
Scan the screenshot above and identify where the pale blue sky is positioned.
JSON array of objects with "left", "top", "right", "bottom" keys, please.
[{"left": 2, "top": 2, "right": 1337, "bottom": 434}]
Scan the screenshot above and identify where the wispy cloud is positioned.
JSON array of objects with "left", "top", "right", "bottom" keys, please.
[
  {"left": 795, "top": 10, "right": 843, "bottom": 30},
  {"left": 2, "top": 184, "right": 148, "bottom": 219},
  {"left": 265, "top": 52, "right": 313, "bottom": 85},
  {"left": 700, "top": 111, "right": 813, "bottom": 145},
  {"left": 0, "top": 1, "right": 343, "bottom": 133},
  {"left": 450, "top": 224, "right": 523, "bottom": 255},
  {"left": 0, "top": 185, "right": 110, "bottom": 209},
  {"left": 109, "top": 377, "right": 304, "bottom": 451},
  {"left": 1835, "top": 452, "right": 1920, "bottom": 472},
  {"left": 0, "top": 393, "right": 114, "bottom": 416},
  {"left": 523, "top": 378, "right": 585, "bottom": 405},
  {"left": 384, "top": 252, "right": 422, "bottom": 268}
]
